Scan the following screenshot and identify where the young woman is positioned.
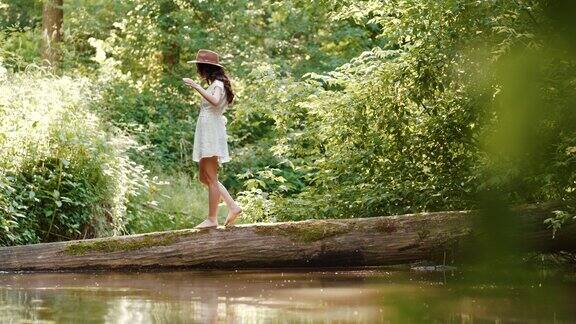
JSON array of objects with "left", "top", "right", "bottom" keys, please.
[{"left": 182, "top": 49, "right": 242, "bottom": 229}]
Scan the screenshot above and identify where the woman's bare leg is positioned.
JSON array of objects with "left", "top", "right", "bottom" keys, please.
[
  {"left": 198, "top": 167, "right": 220, "bottom": 208},
  {"left": 216, "top": 181, "right": 242, "bottom": 217},
  {"left": 195, "top": 157, "right": 220, "bottom": 228},
  {"left": 203, "top": 157, "right": 221, "bottom": 218},
  {"left": 197, "top": 157, "right": 242, "bottom": 227}
]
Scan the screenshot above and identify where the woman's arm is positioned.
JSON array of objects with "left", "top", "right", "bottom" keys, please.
[{"left": 183, "top": 78, "right": 223, "bottom": 107}]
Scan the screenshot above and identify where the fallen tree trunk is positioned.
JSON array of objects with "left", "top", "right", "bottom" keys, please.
[{"left": 0, "top": 202, "right": 574, "bottom": 271}]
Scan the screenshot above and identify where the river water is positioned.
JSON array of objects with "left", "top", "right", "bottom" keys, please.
[{"left": 0, "top": 267, "right": 574, "bottom": 323}]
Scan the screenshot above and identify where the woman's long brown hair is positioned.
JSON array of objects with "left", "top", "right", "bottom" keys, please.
[{"left": 196, "top": 63, "right": 235, "bottom": 105}]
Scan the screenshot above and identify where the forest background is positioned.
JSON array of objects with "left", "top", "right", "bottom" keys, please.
[{"left": 0, "top": 0, "right": 574, "bottom": 246}]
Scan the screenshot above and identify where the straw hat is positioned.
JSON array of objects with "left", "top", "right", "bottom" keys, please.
[{"left": 187, "top": 49, "right": 224, "bottom": 68}]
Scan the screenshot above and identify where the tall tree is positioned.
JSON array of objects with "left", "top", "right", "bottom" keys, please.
[{"left": 41, "top": 0, "right": 63, "bottom": 65}]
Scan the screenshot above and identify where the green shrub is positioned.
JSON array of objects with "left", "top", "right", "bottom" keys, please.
[
  {"left": 0, "top": 66, "right": 154, "bottom": 246},
  {"left": 0, "top": 27, "right": 42, "bottom": 71},
  {"left": 234, "top": 0, "right": 576, "bottom": 221}
]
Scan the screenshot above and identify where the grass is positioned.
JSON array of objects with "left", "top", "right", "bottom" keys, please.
[{"left": 129, "top": 170, "right": 228, "bottom": 234}]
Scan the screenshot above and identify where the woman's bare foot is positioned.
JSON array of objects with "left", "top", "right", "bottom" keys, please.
[
  {"left": 224, "top": 205, "right": 243, "bottom": 227},
  {"left": 194, "top": 218, "right": 218, "bottom": 229}
]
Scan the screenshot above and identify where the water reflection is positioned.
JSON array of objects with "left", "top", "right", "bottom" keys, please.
[{"left": 0, "top": 268, "right": 574, "bottom": 323}]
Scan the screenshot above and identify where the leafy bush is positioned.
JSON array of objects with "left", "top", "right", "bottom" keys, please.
[
  {"left": 234, "top": 0, "right": 576, "bottom": 220},
  {"left": 0, "top": 66, "right": 154, "bottom": 246},
  {"left": 2, "top": 0, "right": 574, "bottom": 233}
]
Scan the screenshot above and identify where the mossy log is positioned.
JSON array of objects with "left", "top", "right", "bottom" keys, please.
[{"left": 0, "top": 202, "right": 574, "bottom": 271}]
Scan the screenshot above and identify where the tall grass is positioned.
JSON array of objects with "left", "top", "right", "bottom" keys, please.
[{"left": 126, "top": 170, "right": 228, "bottom": 233}]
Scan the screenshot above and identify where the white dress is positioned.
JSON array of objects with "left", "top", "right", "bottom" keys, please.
[{"left": 192, "top": 79, "right": 230, "bottom": 164}]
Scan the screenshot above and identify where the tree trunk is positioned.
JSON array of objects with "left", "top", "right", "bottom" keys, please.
[
  {"left": 41, "top": 0, "right": 63, "bottom": 66},
  {"left": 0, "top": 202, "right": 574, "bottom": 271}
]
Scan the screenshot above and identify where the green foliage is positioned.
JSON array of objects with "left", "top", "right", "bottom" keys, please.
[
  {"left": 73, "top": 0, "right": 384, "bottom": 175},
  {"left": 1, "top": 0, "right": 575, "bottom": 242},
  {"left": 544, "top": 210, "right": 575, "bottom": 239},
  {"left": 0, "top": 68, "right": 154, "bottom": 246},
  {"left": 0, "top": 27, "right": 41, "bottom": 70},
  {"left": 234, "top": 0, "right": 576, "bottom": 221},
  {"left": 0, "top": 0, "right": 42, "bottom": 30},
  {"left": 125, "top": 171, "right": 227, "bottom": 233},
  {"left": 0, "top": 0, "right": 42, "bottom": 70}
]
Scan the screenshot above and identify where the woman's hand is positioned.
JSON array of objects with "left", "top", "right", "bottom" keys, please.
[
  {"left": 182, "top": 77, "right": 200, "bottom": 90},
  {"left": 183, "top": 77, "right": 223, "bottom": 107}
]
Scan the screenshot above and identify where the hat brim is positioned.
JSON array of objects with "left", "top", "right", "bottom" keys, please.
[{"left": 187, "top": 60, "right": 224, "bottom": 68}]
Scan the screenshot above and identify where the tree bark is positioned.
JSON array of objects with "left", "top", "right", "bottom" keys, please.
[
  {"left": 41, "top": 0, "right": 63, "bottom": 66},
  {"left": 0, "top": 202, "right": 574, "bottom": 271}
]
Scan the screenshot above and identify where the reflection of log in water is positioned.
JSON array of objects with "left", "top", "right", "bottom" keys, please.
[
  {"left": 0, "top": 270, "right": 387, "bottom": 323},
  {"left": 1, "top": 270, "right": 574, "bottom": 323},
  {"left": 0, "top": 270, "right": 380, "bottom": 301},
  {"left": 0, "top": 202, "right": 574, "bottom": 271}
]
